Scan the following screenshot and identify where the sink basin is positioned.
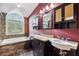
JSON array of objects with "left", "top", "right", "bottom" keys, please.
[
  {"left": 49, "top": 39, "right": 78, "bottom": 50},
  {"left": 53, "top": 40, "right": 70, "bottom": 45}
]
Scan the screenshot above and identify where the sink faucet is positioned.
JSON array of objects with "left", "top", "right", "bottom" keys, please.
[
  {"left": 65, "top": 37, "right": 71, "bottom": 41},
  {"left": 57, "top": 36, "right": 61, "bottom": 39},
  {"left": 60, "top": 36, "right": 65, "bottom": 40}
]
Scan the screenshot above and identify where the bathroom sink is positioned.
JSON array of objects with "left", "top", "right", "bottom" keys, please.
[
  {"left": 53, "top": 40, "right": 70, "bottom": 45},
  {"left": 49, "top": 39, "right": 78, "bottom": 50}
]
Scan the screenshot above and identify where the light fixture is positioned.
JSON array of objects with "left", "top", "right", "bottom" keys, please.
[
  {"left": 50, "top": 3, "right": 54, "bottom": 9},
  {"left": 45, "top": 5, "right": 49, "bottom": 10},
  {"left": 17, "top": 4, "right": 20, "bottom": 8},
  {"left": 39, "top": 4, "right": 54, "bottom": 14},
  {"left": 43, "top": 8, "right": 45, "bottom": 12},
  {"left": 39, "top": 10, "right": 43, "bottom": 14}
]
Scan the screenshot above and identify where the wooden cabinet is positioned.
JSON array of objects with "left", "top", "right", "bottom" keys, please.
[
  {"left": 64, "top": 4, "right": 74, "bottom": 21},
  {"left": 54, "top": 3, "right": 78, "bottom": 29},
  {"left": 55, "top": 8, "right": 62, "bottom": 22},
  {"left": 32, "top": 38, "right": 53, "bottom": 56},
  {"left": 53, "top": 46, "right": 76, "bottom": 56},
  {"left": 31, "top": 38, "right": 78, "bottom": 56}
]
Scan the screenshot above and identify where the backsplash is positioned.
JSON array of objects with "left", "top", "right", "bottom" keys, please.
[
  {"left": 30, "top": 29, "right": 79, "bottom": 42},
  {"left": 0, "top": 12, "right": 25, "bottom": 40}
]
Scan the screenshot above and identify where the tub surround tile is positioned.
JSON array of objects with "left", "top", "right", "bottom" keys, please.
[
  {"left": 0, "top": 41, "right": 31, "bottom": 56},
  {"left": 0, "top": 37, "right": 30, "bottom": 56}
]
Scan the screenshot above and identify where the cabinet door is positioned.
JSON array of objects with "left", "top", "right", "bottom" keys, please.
[
  {"left": 54, "top": 6, "right": 63, "bottom": 29},
  {"left": 64, "top": 4, "right": 74, "bottom": 21},
  {"left": 55, "top": 8, "right": 62, "bottom": 22},
  {"left": 64, "top": 3, "right": 77, "bottom": 29},
  {"left": 32, "top": 39, "right": 39, "bottom": 56},
  {"left": 38, "top": 40, "right": 44, "bottom": 56}
]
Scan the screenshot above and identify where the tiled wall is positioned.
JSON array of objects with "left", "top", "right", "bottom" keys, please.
[{"left": 0, "top": 41, "right": 31, "bottom": 56}]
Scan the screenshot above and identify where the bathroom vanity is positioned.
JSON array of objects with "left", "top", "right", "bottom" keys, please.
[
  {"left": 30, "top": 34, "right": 78, "bottom": 56},
  {"left": 32, "top": 38, "right": 53, "bottom": 56}
]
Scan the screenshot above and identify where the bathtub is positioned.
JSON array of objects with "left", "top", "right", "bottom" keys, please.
[{"left": 0, "top": 37, "right": 30, "bottom": 46}]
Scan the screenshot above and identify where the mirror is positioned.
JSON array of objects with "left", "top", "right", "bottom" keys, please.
[
  {"left": 32, "top": 16, "right": 40, "bottom": 29},
  {"left": 42, "top": 12, "right": 52, "bottom": 29}
]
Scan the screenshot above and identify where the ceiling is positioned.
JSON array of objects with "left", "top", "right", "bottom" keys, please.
[{"left": 0, "top": 3, "right": 39, "bottom": 17}]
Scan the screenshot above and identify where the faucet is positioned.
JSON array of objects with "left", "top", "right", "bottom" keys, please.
[
  {"left": 56, "top": 36, "right": 61, "bottom": 39},
  {"left": 65, "top": 37, "right": 71, "bottom": 41},
  {"left": 60, "top": 36, "right": 65, "bottom": 40}
]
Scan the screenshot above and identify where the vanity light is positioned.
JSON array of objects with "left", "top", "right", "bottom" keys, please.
[
  {"left": 43, "top": 8, "right": 45, "bottom": 12},
  {"left": 45, "top": 5, "right": 49, "bottom": 10},
  {"left": 50, "top": 3, "right": 54, "bottom": 9},
  {"left": 39, "top": 10, "right": 43, "bottom": 14},
  {"left": 39, "top": 4, "right": 54, "bottom": 14}
]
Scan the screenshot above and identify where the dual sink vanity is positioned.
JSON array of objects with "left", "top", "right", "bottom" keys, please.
[{"left": 30, "top": 34, "right": 78, "bottom": 56}]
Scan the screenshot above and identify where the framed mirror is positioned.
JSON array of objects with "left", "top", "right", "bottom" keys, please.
[
  {"left": 32, "top": 16, "right": 40, "bottom": 29},
  {"left": 42, "top": 12, "right": 52, "bottom": 29}
]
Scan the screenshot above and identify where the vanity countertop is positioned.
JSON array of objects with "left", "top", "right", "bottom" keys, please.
[
  {"left": 30, "top": 34, "right": 54, "bottom": 41},
  {"left": 30, "top": 34, "right": 78, "bottom": 50},
  {"left": 0, "top": 37, "right": 30, "bottom": 46}
]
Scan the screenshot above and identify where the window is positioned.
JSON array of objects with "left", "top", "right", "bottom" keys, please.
[{"left": 6, "top": 11, "right": 24, "bottom": 35}]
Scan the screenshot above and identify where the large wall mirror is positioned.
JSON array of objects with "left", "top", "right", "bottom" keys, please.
[
  {"left": 42, "top": 12, "right": 52, "bottom": 29},
  {"left": 6, "top": 10, "right": 24, "bottom": 35}
]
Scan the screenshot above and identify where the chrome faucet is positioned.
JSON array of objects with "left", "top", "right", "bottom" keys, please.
[
  {"left": 60, "top": 36, "right": 65, "bottom": 40},
  {"left": 65, "top": 37, "right": 71, "bottom": 41},
  {"left": 56, "top": 36, "right": 61, "bottom": 39}
]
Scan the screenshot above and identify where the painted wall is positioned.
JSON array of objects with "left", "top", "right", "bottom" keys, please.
[{"left": 29, "top": 3, "right": 79, "bottom": 42}]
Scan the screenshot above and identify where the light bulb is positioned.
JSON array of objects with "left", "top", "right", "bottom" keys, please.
[
  {"left": 45, "top": 5, "right": 49, "bottom": 10},
  {"left": 50, "top": 3, "right": 54, "bottom": 9},
  {"left": 17, "top": 4, "right": 20, "bottom": 8},
  {"left": 39, "top": 10, "right": 43, "bottom": 14},
  {"left": 43, "top": 8, "right": 45, "bottom": 12}
]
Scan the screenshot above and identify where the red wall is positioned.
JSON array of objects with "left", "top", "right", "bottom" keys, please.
[{"left": 29, "top": 3, "right": 79, "bottom": 42}]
